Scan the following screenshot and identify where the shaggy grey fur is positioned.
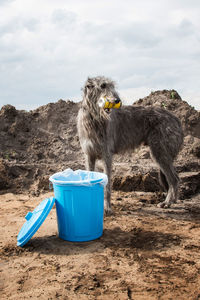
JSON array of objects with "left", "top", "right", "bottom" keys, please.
[{"left": 77, "top": 76, "right": 184, "bottom": 214}]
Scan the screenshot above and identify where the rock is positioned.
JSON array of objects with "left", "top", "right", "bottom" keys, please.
[
  {"left": 133, "top": 90, "right": 200, "bottom": 138},
  {"left": 191, "top": 139, "right": 200, "bottom": 158}
]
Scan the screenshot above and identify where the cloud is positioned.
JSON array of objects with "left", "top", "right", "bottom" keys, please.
[
  {"left": 0, "top": 0, "right": 200, "bottom": 110},
  {"left": 51, "top": 9, "right": 77, "bottom": 25},
  {"left": 0, "top": 0, "right": 14, "bottom": 5}
]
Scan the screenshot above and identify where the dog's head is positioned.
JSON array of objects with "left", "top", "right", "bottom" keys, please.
[{"left": 82, "top": 76, "right": 121, "bottom": 114}]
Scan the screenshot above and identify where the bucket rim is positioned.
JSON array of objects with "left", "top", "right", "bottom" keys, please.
[{"left": 49, "top": 169, "right": 108, "bottom": 186}]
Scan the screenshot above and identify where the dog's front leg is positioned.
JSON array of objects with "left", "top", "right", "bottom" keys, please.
[
  {"left": 85, "top": 154, "right": 96, "bottom": 171},
  {"left": 103, "top": 155, "right": 112, "bottom": 215}
]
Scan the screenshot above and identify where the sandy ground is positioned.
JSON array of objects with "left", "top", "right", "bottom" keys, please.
[{"left": 1, "top": 191, "right": 200, "bottom": 300}]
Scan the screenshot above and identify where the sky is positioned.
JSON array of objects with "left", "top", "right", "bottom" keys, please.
[{"left": 0, "top": 0, "right": 200, "bottom": 110}]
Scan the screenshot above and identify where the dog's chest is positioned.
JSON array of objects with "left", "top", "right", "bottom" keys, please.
[{"left": 78, "top": 109, "right": 106, "bottom": 154}]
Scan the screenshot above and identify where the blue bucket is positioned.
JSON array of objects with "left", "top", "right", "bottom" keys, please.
[{"left": 49, "top": 169, "right": 108, "bottom": 242}]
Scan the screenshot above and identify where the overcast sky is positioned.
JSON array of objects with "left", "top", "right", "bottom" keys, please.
[{"left": 0, "top": 0, "right": 200, "bottom": 110}]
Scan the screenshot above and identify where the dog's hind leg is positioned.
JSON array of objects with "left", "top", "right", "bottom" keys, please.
[
  {"left": 156, "top": 162, "right": 178, "bottom": 208},
  {"left": 158, "top": 169, "right": 169, "bottom": 192},
  {"left": 148, "top": 137, "right": 179, "bottom": 208},
  {"left": 157, "top": 164, "right": 179, "bottom": 208}
]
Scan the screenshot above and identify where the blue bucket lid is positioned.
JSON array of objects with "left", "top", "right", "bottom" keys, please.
[{"left": 17, "top": 197, "right": 55, "bottom": 247}]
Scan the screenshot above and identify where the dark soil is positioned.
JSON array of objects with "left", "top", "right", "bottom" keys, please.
[{"left": 0, "top": 90, "right": 199, "bottom": 200}]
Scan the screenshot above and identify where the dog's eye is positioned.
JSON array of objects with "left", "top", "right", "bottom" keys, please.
[
  {"left": 86, "top": 85, "right": 94, "bottom": 89},
  {"left": 100, "top": 83, "right": 107, "bottom": 89}
]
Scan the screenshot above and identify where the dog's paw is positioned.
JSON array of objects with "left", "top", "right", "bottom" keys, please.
[
  {"left": 104, "top": 207, "right": 113, "bottom": 216},
  {"left": 157, "top": 202, "right": 171, "bottom": 209}
]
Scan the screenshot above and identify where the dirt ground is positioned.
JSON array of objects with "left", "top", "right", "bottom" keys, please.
[
  {"left": 0, "top": 90, "right": 200, "bottom": 299},
  {"left": 0, "top": 90, "right": 199, "bottom": 195},
  {"left": 1, "top": 191, "right": 200, "bottom": 300}
]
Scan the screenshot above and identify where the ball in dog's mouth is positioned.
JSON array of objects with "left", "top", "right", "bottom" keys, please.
[{"left": 98, "top": 97, "right": 122, "bottom": 109}]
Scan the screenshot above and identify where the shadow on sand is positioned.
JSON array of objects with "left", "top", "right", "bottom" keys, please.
[{"left": 18, "top": 225, "right": 182, "bottom": 255}]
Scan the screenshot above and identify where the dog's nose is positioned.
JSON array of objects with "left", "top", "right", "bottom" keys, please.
[
  {"left": 114, "top": 98, "right": 121, "bottom": 104},
  {"left": 113, "top": 95, "right": 121, "bottom": 104}
]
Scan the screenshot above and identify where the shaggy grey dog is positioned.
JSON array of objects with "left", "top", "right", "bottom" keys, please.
[{"left": 77, "top": 76, "right": 183, "bottom": 214}]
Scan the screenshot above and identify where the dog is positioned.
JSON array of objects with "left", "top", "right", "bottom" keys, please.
[{"left": 77, "top": 76, "right": 184, "bottom": 214}]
